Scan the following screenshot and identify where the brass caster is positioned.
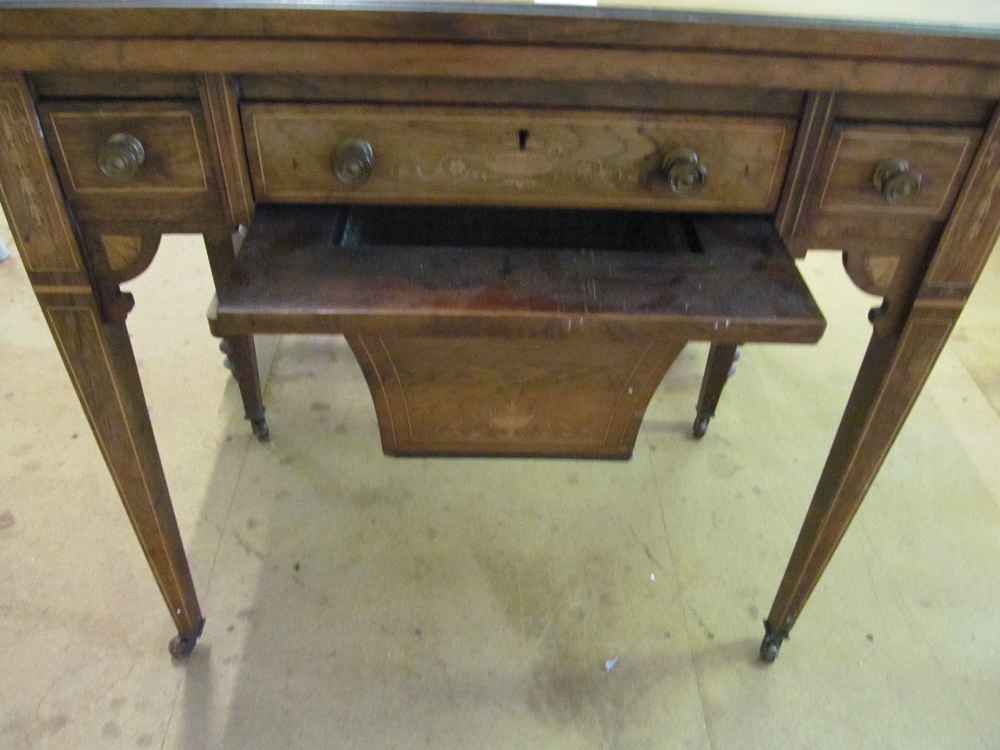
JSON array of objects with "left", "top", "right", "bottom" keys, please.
[
  {"left": 759, "top": 623, "right": 786, "bottom": 663},
  {"left": 692, "top": 414, "right": 711, "bottom": 439},
  {"left": 248, "top": 408, "right": 269, "bottom": 442},
  {"left": 251, "top": 417, "right": 270, "bottom": 442},
  {"left": 759, "top": 637, "right": 780, "bottom": 663},
  {"left": 169, "top": 633, "right": 197, "bottom": 659}
]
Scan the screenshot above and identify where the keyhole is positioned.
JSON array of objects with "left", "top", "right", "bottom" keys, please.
[{"left": 518, "top": 129, "right": 529, "bottom": 151}]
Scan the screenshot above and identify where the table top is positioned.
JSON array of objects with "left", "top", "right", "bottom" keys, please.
[
  {"left": 1, "top": 1, "right": 999, "bottom": 92},
  {"left": 1, "top": 0, "right": 999, "bottom": 32}
]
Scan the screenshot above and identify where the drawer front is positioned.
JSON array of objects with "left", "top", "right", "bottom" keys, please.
[
  {"left": 788, "top": 123, "right": 984, "bottom": 262},
  {"left": 817, "top": 124, "right": 981, "bottom": 220},
  {"left": 243, "top": 105, "right": 795, "bottom": 211},
  {"left": 39, "top": 101, "right": 221, "bottom": 224}
]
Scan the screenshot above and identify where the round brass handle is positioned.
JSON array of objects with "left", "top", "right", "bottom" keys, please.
[
  {"left": 332, "top": 138, "right": 374, "bottom": 187},
  {"left": 98, "top": 133, "right": 145, "bottom": 181},
  {"left": 662, "top": 149, "right": 707, "bottom": 196},
  {"left": 873, "top": 159, "right": 922, "bottom": 204}
]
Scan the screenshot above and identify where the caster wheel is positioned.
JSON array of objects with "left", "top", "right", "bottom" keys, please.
[
  {"left": 169, "top": 634, "right": 197, "bottom": 659},
  {"left": 759, "top": 632, "right": 784, "bottom": 663},
  {"left": 692, "top": 415, "right": 710, "bottom": 439},
  {"left": 251, "top": 417, "right": 270, "bottom": 442},
  {"left": 246, "top": 408, "right": 269, "bottom": 441}
]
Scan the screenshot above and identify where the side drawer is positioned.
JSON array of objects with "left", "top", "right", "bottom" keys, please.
[
  {"left": 242, "top": 104, "right": 795, "bottom": 211},
  {"left": 38, "top": 100, "right": 222, "bottom": 225},
  {"left": 796, "top": 123, "right": 982, "bottom": 258},
  {"left": 818, "top": 124, "right": 980, "bottom": 218}
]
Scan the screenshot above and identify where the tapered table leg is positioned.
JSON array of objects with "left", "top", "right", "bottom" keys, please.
[
  {"left": 761, "top": 303, "right": 959, "bottom": 661},
  {"left": 693, "top": 342, "right": 740, "bottom": 438},
  {"left": 40, "top": 291, "right": 206, "bottom": 657}
]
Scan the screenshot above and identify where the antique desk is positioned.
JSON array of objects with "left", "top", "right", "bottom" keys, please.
[{"left": 1, "top": 1, "right": 1000, "bottom": 662}]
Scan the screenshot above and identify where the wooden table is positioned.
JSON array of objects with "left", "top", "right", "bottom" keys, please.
[{"left": 1, "top": 1, "right": 999, "bottom": 661}]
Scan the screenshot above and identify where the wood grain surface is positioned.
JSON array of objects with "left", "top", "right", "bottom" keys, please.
[
  {"left": 244, "top": 105, "right": 793, "bottom": 210},
  {"left": 38, "top": 100, "right": 222, "bottom": 226}
]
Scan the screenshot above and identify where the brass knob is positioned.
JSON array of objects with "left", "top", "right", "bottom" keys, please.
[
  {"left": 873, "top": 160, "right": 922, "bottom": 204},
  {"left": 332, "top": 138, "right": 374, "bottom": 187},
  {"left": 98, "top": 133, "right": 145, "bottom": 181},
  {"left": 662, "top": 149, "right": 707, "bottom": 196}
]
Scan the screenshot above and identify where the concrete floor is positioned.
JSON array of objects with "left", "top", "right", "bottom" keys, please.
[{"left": 1, "top": 207, "right": 999, "bottom": 749}]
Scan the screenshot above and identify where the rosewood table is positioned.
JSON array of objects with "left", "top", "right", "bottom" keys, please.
[{"left": 1, "top": 0, "right": 999, "bottom": 661}]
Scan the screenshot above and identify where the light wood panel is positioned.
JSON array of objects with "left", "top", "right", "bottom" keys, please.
[
  {"left": 39, "top": 100, "right": 222, "bottom": 225},
  {"left": 244, "top": 105, "right": 794, "bottom": 210}
]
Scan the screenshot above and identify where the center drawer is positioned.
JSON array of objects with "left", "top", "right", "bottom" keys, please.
[
  {"left": 210, "top": 205, "right": 824, "bottom": 458},
  {"left": 242, "top": 105, "right": 795, "bottom": 211}
]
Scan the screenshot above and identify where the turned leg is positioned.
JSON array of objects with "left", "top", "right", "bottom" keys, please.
[
  {"left": 760, "top": 304, "right": 958, "bottom": 661},
  {"left": 204, "top": 228, "right": 268, "bottom": 441},
  {"left": 692, "top": 342, "right": 740, "bottom": 438},
  {"left": 226, "top": 334, "right": 268, "bottom": 440}
]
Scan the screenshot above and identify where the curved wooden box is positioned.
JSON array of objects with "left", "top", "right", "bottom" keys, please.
[{"left": 348, "top": 332, "right": 685, "bottom": 458}]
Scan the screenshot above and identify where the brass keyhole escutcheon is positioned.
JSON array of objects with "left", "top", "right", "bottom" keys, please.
[
  {"left": 332, "top": 138, "right": 374, "bottom": 187},
  {"left": 662, "top": 149, "right": 707, "bottom": 196},
  {"left": 98, "top": 133, "right": 145, "bottom": 181},
  {"left": 873, "top": 159, "right": 922, "bottom": 205}
]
